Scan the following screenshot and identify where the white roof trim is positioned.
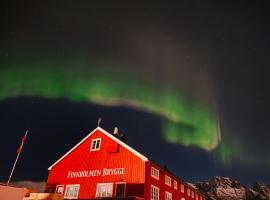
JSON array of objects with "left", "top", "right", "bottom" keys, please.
[{"left": 48, "top": 127, "right": 148, "bottom": 170}]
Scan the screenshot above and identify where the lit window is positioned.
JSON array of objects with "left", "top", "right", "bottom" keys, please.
[
  {"left": 151, "top": 167, "right": 159, "bottom": 180},
  {"left": 181, "top": 198, "right": 185, "bottom": 200},
  {"left": 64, "top": 184, "right": 80, "bottom": 199},
  {"left": 90, "top": 138, "right": 101, "bottom": 151},
  {"left": 165, "top": 175, "right": 171, "bottom": 186},
  {"left": 173, "top": 180, "right": 177, "bottom": 189},
  {"left": 195, "top": 193, "right": 198, "bottom": 200},
  {"left": 191, "top": 190, "right": 194, "bottom": 198},
  {"left": 151, "top": 185, "right": 159, "bottom": 200},
  {"left": 165, "top": 191, "right": 172, "bottom": 200},
  {"left": 187, "top": 188, "right": 190, "bottom": 196},
  {"left": 96, "top": 183, "right": 113, "bottom": 197},
  {"left": 199, "top": 195, "right": 203, "bottom": 200},
  {"left": 181, "top": 184, "right": 185, "bottom": 193}
]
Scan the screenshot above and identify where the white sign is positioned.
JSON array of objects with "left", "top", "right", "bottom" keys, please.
[{"left": 67, "top": 168, "right": 125, "bottom": 179}]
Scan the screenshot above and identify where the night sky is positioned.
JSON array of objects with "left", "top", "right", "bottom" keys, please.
[{"left": 0, "top": 1, "right": 270, "bottom": 186}]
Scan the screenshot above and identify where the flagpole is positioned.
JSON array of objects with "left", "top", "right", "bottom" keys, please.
[{"left": 7, "top": 130, "right": 28, "bottom": 186}]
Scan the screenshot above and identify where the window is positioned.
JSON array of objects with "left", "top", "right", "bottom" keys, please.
[
  {"left": 151, "top": 185, "right": 159, "bottom": 200},
  {"left": 165, "top": 191, "right": 172, "bottom": 200},
  {"left": 64, "top": 184, "right": 80, "bottom": 199},
  {"left": 195, "top": 193, "right": 198, "bottom": 200},
  {"left": 181, "top": 198, "right": 185, "bottom": 200},
  {"left": 187, "top": 188, "right": 190, "bottom": 196},
  {"left": 199, "top": 195, "right": 203, "bottom": 200},
  {"left": 56, "top": 185, "right": 64, "bottom": 194},
  {"left": 181, "top": 184, "right": 185, "bottom": 193},
  {"left": 91, "top": 138, "right": 101, "bottom": 151},
  {"left": 165, "top": 175, "right": 171, "bottom": 186},
  {"left": 151, "top": 167, "right": 159, "bottom": 180},
  {"left": 173, "top": 180, "right": 177, "bottom": 189},
  {"left": 191, "top": 190, "right": 194, "bottom": 198},
  {"left": 96, "top": 183, "right": 113, "bottom": 197}
]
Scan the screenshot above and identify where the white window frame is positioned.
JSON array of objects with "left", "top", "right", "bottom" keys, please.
[
  {"left": 181, "top": 183, "right": 185, "bottom": 193},
  {"left": 64, "top": 184, "right": 80, "bottom": 199},
  {"left": 55, "top": 185, "right": 64, "bottom": 194},
  {"left": 173, "top": 180, "right": 177, "bottom": 189},
  {"left": 151, "top": 167, "right": 159, "bottom": 180},
  {"left": 165, "top": 191, "right": 172, "bottom": 200},
  {"left": 151, "top": 185, "right": 159, "bottom": 200},
  {"left": 96, "top": 183, "right": 113, "bottom": 198},
  {"left": 90, "top": 138, "right": 101, "bottom": 151},
  {"left": 165, "top": 175, "right": 171, "bottom": 186},
  {"left": 187, "top": 188, "right": 191, "bottom": 196}
]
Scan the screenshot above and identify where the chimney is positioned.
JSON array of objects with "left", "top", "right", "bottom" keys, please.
[
  {"left": 113, "top": 127, "right": 119, "bottom": 138},
  {"left": 97, "top": 117, "right": 102, "bottom": 127},
  {"left": 119, "top": 132, "right": 127, "bottom": 143},
  {"left": 163, "top": 165, "right": 169, "bottom": 172}
]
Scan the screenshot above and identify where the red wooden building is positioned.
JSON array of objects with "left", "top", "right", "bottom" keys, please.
[{"left": 46, "top": 127, "right": 206, "bottom": 200}]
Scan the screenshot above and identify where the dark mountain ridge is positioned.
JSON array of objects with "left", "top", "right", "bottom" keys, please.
[{"left": 195, "top": 176, "right": 270, "bottom": 200}]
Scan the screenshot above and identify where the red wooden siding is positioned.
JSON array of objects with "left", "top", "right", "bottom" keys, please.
[
  {"left": 46, "top": 129, "right": 145, "bottom": 199},
  {"left": 46, "top": 127, "right": 206, "bottom": 200},
  {"left": 145, "top": 162, "right": 205, "bottom": 200}
]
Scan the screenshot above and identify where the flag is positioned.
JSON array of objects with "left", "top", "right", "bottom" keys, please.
[{"left": 17, "top": 130, "right": 28, "bottom": 154}]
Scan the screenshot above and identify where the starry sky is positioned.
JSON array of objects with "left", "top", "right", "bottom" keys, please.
[{"left": 0, "top": 1, "right": 270, "bottom": 186}]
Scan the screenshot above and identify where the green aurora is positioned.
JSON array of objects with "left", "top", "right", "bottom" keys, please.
[{"left": 0, "top": 61, "right": 220, "bottom": 151}]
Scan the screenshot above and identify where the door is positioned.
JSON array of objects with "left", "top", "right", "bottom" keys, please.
[{"left": 115, "top": 182, "right": 126, "bottom": 197}]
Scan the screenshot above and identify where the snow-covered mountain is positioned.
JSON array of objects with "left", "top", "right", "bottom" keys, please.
[{"left": 195, "top": 176, "right": 270, "bottom": 200}]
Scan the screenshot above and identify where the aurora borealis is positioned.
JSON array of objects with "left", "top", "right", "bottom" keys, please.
[
  {"left": 1, "top": 1, "right": 270, "bottom": 185},
  {"left": 0, "top": 61, "right": 219, "bottom": 150}
]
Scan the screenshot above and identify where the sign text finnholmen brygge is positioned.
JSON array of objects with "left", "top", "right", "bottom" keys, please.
[{"left": 67, "top": 168, "right": 125, "bottom": 178}]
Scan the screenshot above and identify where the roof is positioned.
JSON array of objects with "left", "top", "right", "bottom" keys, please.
[
  {"left": 149, "top": 159, "right": 205, "bottom": 197},
  {"left": 48, "top": 127, "right": 148, "bottom": 170}
]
